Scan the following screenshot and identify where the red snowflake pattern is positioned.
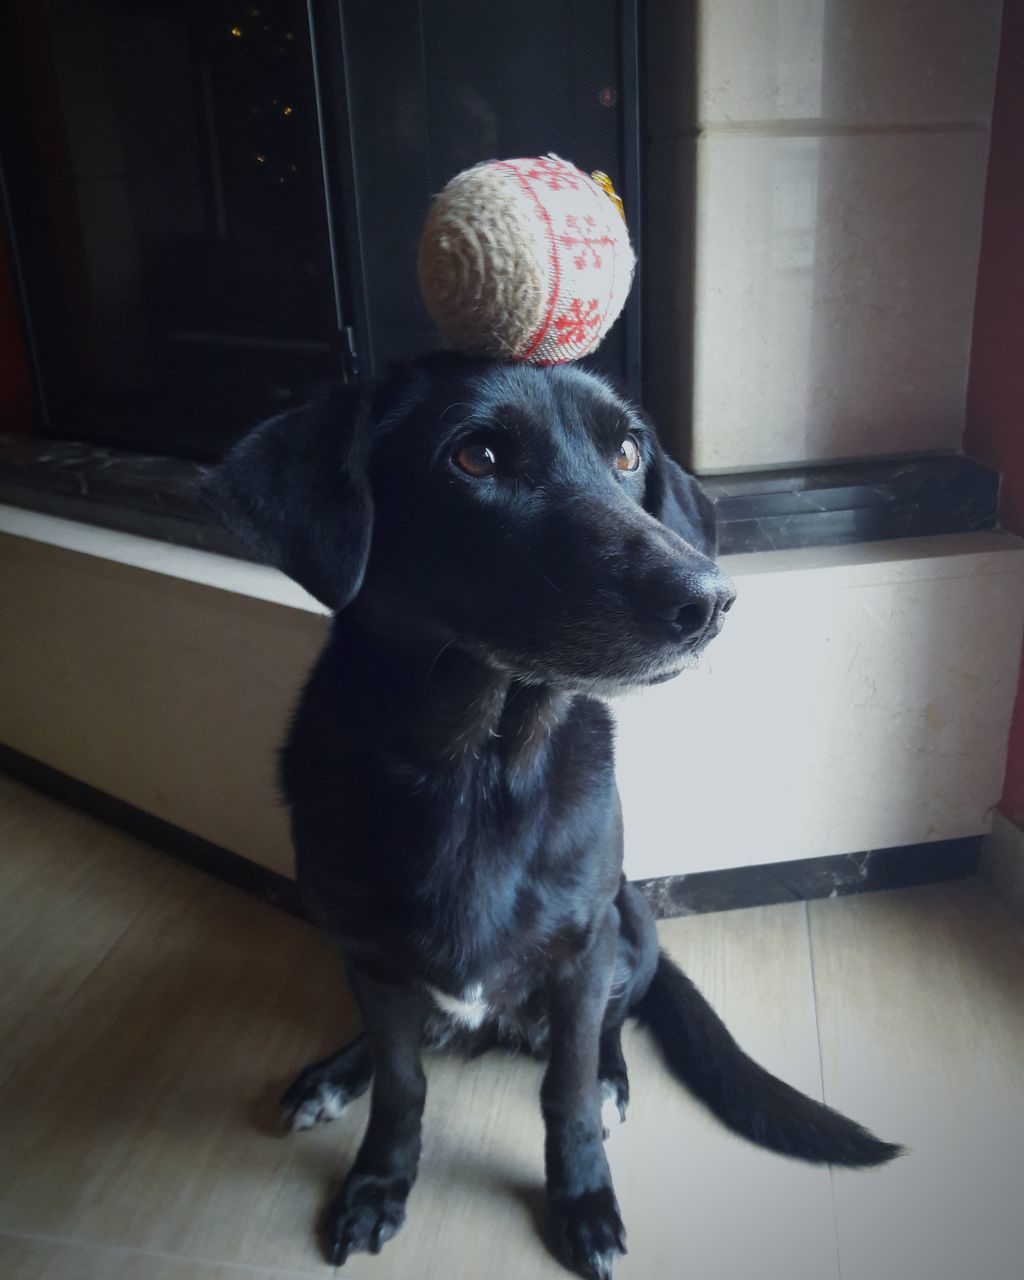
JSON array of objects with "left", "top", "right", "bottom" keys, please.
[
  {"left": 555, "top": 298, "right": 602, "bottom": 347},
  {"left": 523, "top": 156, "right": 581, "bottom": 191},
  {"left": 560, "top": 214, "right": 614, "bottom": 270}
]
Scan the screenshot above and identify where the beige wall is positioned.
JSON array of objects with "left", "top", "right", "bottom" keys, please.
[
  {"left": 645, "top": 0, "right": 1004, "bottom": 471},
  {"left": 617, "top": 532, "right": 1024, "bottom": 877},
  {"left": 0, "top": 516, "right": 327, "bottom": 877},
  {"left": 3, "top": 508, "right": 1022, "bottom": 882}
]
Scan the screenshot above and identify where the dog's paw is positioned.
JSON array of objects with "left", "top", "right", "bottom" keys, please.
[
  {"left": 320, "top": 1172, "right": 410, "bottom": 1265},
  {"left": 279, "top": 1046, "right": 373, "bottom": 1134},
  {"left": 550, "top": 1186, "right": 626, "bottom": 1280},
  {"left": 279, "top": 1077, "right": 350, "bottom": 1133},
  {"left": 599, "top": 1071, "right": 629, "bottom": 1131}
]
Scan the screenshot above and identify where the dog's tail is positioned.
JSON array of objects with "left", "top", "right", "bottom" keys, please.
[{"left": 635, "top": 951, "right": 902, "bottom": 1167}]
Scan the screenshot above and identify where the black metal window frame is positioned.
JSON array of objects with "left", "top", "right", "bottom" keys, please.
[
  {"left": 0, "top": 0, "right": 644, "bottom": 456},
  {"left": 0, "top": 1, "right": 998, "bottom": 560}
]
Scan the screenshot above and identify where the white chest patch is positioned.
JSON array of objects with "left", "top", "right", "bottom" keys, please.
[{"left": 424, "top": 982, "right": 490, "bottom": 1029}]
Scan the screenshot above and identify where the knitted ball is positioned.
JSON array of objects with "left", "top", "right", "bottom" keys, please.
[{"left": 418, "top": 155, "right": 635, "bottom": 364}]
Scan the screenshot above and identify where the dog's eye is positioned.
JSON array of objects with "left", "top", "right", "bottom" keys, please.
[
  {"left": 616, "top": 435, "right": 641, "bottom": 472},
  {"left": 453, "top": 441, "right": 498, "bottom": 478}
]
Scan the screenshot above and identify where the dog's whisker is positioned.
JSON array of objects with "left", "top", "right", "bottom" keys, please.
[
  {"left": 424, "top": 639, "right": 456, "bottom": 690},
  {"left": 540, "top": 571, "right": 571, "bottom": 599}
]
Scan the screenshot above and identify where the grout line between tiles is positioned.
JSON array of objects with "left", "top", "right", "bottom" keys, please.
[
  {"left": 0, "top": 1226, "right": 333, "bottom": 1280},
  {"left": 804, "top": 900, "right": 843, "bottom": 1280}
]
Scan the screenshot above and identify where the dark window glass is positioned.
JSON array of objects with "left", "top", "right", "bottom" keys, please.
[
  {"left": 4, "top": 0, "right": 342, "bottom": 459},
  {"left": 2, "top": 0, "right": 639, "bottom": 461},
  {"left": 338, "top": 0, "right": 635, "bottom": 384}
]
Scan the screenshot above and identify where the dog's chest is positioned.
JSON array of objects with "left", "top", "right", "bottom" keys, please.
[
  {"left": 422, "top": 981, "right": 490, "bottom": 1028},
  {"left": 293, "top": 685, "right": 619, "bottom": 990},
  {"left": 407, "top": 839, "right": 541, "bottom": 991}
]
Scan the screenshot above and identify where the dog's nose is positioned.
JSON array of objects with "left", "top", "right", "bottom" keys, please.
[{"left": 652, "top": 569, "right": 736, "bottom": 644}]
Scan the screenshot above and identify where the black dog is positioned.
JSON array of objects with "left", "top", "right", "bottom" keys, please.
[{"left": 210, "top": 353, "right": 899, "bottom": 1280}]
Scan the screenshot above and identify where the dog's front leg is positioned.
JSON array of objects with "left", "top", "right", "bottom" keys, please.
[
  {"left": 542, "top": 908, "right": 626, "bottom": 1280},
  {"left": 320, "top": 967, "right": 426, "bottom": 1266}
]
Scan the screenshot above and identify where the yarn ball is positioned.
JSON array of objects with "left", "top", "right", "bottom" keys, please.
[{"left": 418, "top": 155, "right": 635, "bottom": 364}]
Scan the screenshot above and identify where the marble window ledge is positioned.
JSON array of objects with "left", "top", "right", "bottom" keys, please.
[
  {"left": 0, "top": 435, "right": 1000, "bottom": 557},
  {"left": 705, "top": 454, "right": 998, "bottom": 553}
]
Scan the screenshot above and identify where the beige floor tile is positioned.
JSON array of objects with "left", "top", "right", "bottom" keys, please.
[
  {"left": 0, "top": 791, "right": 356, "bottom": 1261},
  {"left": 0, "top": 776, "right": 192, "bottom": 1084},
  {"left": 0, "top": 1231, "right": 321, "bottom": 1278},
  {"left": 0, "top": 778, "right": 841, "bottom": 1280},
  {"left": 609, "top": 905, "right": 840, "bottom": 1280},
  {"left": 810, "top": 881, "right": 1024, "bottom": 1280},
  {"left": 248, "top": 904, "right": 840, "bottom": 1280}
]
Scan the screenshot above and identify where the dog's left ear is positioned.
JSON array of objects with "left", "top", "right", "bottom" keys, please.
[
  {"left": 643, "top": 439, "right": 719, "bottom": 558},
  {"left": 205, "top": 384, "right": 373, "bottom": 611}
]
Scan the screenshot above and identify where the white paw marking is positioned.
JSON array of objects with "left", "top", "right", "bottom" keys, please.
[
  {"left": 599, "top": 1079, "right": 626, "bottom": 1135},
  {"left": 288, "top": 1084, "right": 347, "bottom": 1131},
  {"left": 424, "top": 982, "right": 490, "bottom": 1028},
  {"left": 592, "top": 1249, "right": 617, "bottom": 1280},
  {"left": 600, "top": 1091, "right": 621, "bottom": 1140}
]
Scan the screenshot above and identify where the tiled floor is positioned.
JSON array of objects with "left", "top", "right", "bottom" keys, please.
[{"left": 1, "top": 774, "right": 1022, "bottom": 1280}]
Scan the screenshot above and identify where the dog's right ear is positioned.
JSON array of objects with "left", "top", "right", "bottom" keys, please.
[{"left": 205, "top": 384, "right": 373, "bottom": 611}]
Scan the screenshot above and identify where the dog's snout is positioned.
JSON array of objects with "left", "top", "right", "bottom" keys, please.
[{"left": 651, "top": 569, "right": 736, "bottom": 644}]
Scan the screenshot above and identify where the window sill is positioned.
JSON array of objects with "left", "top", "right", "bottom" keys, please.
[
  {"left": 2, "top": 495, "right": 1021, "bottom": 885},
  {"left": 0, "top": 502, "right": 327, "bottom": 616},
  {"left": 0, "top": 433, "right": 1001, "bottom": 560},
  {"left": 0, "top": 435, "right": 247, "bottom": 560}
]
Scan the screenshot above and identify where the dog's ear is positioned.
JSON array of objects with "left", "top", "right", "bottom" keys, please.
[
  {"left": 643, "top": 439, "right": 718, "bottom": 558},
  {"left": 206, "top": 385, "right": 373, "bottom": 611}
]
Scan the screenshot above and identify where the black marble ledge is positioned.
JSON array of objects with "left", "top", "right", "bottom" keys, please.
[
  {"left": 0, "top": 435, "right": 1000, "bottom": 559},
  {"left": 0, "top": 434, "right": 254, "bottom": 561},
  {"left": 706, "top": 454, "right": 998, "bottom": 554},
  {"left": 634, "top": 836, "right": 981, "bottom": 918}
]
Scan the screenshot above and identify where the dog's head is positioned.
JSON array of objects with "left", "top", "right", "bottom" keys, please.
[{"left": 209, "top": 353, "right": 734, "bottom": 693}]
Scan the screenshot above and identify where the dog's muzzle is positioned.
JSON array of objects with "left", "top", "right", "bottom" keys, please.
[{"left": 640, "top": 567, "right": 736, "bottom": 651}]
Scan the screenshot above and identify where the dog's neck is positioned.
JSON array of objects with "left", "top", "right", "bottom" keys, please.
[{"left": 338, "top": 609, "right": 572, "bottom": 775}]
